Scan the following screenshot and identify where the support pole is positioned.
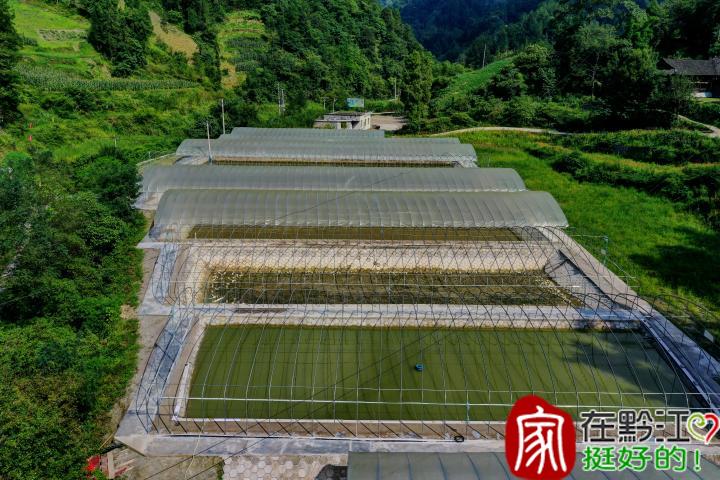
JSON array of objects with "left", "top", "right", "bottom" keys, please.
[
  {"left": 206, "top": 121, "right": 213, "bottom": 164},
  {"left": 221, "top": 98, "right": 226, "bottom": 135}
]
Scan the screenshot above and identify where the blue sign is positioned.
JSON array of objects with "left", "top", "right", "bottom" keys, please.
[{"left": 347, "top": 98, "right": 365, "bottom": 108}]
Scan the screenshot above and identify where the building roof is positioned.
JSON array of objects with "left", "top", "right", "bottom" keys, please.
[
  {"left": 230, "top": 127, "right": 384, "bottom": 138},
  {"left": 347, "top": 452, "right": 720, "bottom": 480},
  {"left": 663, "top": 58, "right": 720, "bottom": 76},
  {"left": 175, "top": 139, "right": 478, "bottom": 167},
  {"left": 150, "top": 189, "right": 568, "bottom": 239},
  {"left": 218, "top": 134, "right": 460, "bottom": 144},
  {"left": 141, "top": 166, "right": 526, "bottom": 195}
]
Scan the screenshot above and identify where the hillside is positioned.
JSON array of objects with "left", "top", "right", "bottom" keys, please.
[
  {"left": 0, "top": 2, "right": 429, "bottom": 477},
  {"left": 432, "top": 58, "right": 512, "bottom": 112},
  {"left": 383, "top": 0, "right": 543, "bottom": 60}
]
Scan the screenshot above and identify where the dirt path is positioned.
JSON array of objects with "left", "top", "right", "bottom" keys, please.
[
  {"left": 430, "top": 126, "right": 568, "bottom": 136},
  {"left": 433, "top": 119, "right": 720, "bottom": 138}
]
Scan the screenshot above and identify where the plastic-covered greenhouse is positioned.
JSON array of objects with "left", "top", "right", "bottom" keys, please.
[
  {"left": 175, "top": 139, "right": 478, "bottom": 167},
  {"left": 150, "top": 189, "right": 568, "bottom": 239},
  {"left": 220, "top": 134, "right": 460, "bottom": 144},
  {"left": 230, "top": 127, "right": 385, "bottom": 138},
  {"left": 140, "top": 166, "right": 526, "bottom": 199}
]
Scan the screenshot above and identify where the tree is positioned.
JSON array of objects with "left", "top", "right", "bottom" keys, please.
[
  {"left": 487, "top": 65, "right": 527, "bottom": 99},
  {"left": 401, "top": 50, "right": 434, "bottom": 124},
  {"left": 599, "top": 46, "right": 661, "bottom": 127},
  {"left": 0, "top": 0, "right": 21, "bottom": 125},
  {"left": 84, "top": 0, "right": 152, "bottom": 76},
  {"left": 513, "top": 43, "right": 556, "bottom": 97},
  {"left": 711, "top": 26, "right": 720, "bottom": 57}
]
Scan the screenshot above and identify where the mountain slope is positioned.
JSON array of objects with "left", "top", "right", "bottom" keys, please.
[{"left": 383, "top": 0, "right": 543, "bottom": 60}]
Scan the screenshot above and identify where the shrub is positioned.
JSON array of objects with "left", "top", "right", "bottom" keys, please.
[
  {"left": 556, "top": 130, "right": 720, "bottom": 165},
  {"left": 691, "top": 102, "right": 720, "bottom": 128},
  {"left": 545, "top": 146, "right": 720, "bottom": 229},
  {"left": 502, "top": 96, "right": 538, "bottom": 127}
]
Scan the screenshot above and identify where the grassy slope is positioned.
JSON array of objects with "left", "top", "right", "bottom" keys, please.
[
  {"left": 4, "top": 1, "right": 215, "bottom": 160},
  {"left": 149, "top": 10, "right": 198, "bottom": 58},
  {"left": 459, "top": 131, "right": 720, "bottom": 320},
  {"left": 10, "top": 0, "right": 108, "bottom": 77},
  {"left": 433, "top": 58, "right": 512, "bottom": 111}
]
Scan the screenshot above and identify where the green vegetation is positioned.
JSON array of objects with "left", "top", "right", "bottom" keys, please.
[
  {"left": 458, "top": 131, "right": 720, "bottom": 319},
  {"left": 204, "top": 269, "right": 575, "bottom": 306},
  {"left": 415, "top": 0, "right": 720, "bottom": 133},
  {"left": 0, "top": 0, "right": 21, "bottom": 125},
  {"left": 691, "top": 101, "right": 720, "bottom": 129},
  {"left": 0, "top": 147, "right": 143, "bottom": 478},
  {"left": 384, "top": 0, "right": 544, "bottom": 61},
  {"left": 17, "top": 65, "right": 196, "bottom": 91},
  {"left": 189, "top": 226, "right": 517, "bottom": 241},
  {"left": 84, "top": 0, "right": 153, "bottom": 76},
  {"left": 187, "top": 325, "right": 692, "bottom": 421},
  {"left": 0, "top": 5, "right": 222, "bottom": 479},
  {"left": 240, "top": 0, "right": 423, "bottom": 103},
  {"left": 392, "top": 0, "right": 718, "bottom": 68},
  {"left": 556, "top": 130, "right": 720, "bottom": 166},
  {"left": 9, "top": 0, "right": 106, "bottom": 79},
  {"left": 217, "top": 9, "right": 266, "bottom": 88},
  {"left": 544, "top": 146, "right": 719, "bottom": 231},
  {"left": 432, "top": 58, "right": 512, "bottom": 113}
]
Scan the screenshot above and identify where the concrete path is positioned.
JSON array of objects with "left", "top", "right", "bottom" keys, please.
[{"left": 678, "top": 115, "right": 720, "bottom": 138}]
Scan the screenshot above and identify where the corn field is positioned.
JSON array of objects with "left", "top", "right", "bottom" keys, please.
[{"left": 17, "top": 66, "right": 198, "bottom": 92}]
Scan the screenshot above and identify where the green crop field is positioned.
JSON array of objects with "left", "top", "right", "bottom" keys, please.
[
  {"left": 203, "top": 269, "right": 577, "bottom": 306},
  {"left": 186, "top": 325, "right": 696, "bottom": 421}
]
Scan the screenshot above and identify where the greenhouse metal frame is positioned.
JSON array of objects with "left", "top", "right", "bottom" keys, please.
[
  {"left": 230, "top": 127, "right": 385, "bottom": 138},
  {"left": 137, "top": 166, "right": 526, "bottom": 210},
  {"left": 149, "top": 189, "right": 568, "bottom": 240},
  {"left": 175, "top": 139, "right": 479, "bottom": 167},
  {"left": 133, "top": 226, "right": 720, "bottom": 441},
  {"left": 119, "top": 128, "right": 720, "bottom": 459},
  {"left": 220, "top": 134, "right": 461, "bottom": 144}
]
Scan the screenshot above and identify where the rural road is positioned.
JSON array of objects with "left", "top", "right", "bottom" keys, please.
[
  {"left": 430, "top": 126, "right": 568, "bottom": 136},
  {"left": 433, "top": 119, "right": 720, "bottom": 138},
  {"left": 678, "top": 115, "right": 720, "bottom": 138}
]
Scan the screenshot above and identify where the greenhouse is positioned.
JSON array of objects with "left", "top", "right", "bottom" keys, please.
[
  {"left": 149, "top": 189, "right": 568, "bottom": 240},
  {"left": 230, "top": 127, "right": 385, "bottom": 138},
  {"left": 175, "top": 139, "right": 478, "bottom": 167},
  {"left": 220, "top": 134, "right": 461, "bottom": 144},
  {"left": 137, "top": 166, "right": 526, "bottom": 209},
  {"left": 120, "top": 127, "right": 720, "bottom": 456}
]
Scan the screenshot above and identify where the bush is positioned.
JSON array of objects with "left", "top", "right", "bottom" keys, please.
[
  {"left": 556, "top": 130, "right": 720, "bottom": 165},
  {"left": 502, "top": 96, "right": 538, "bottom": 127},
  {"left": 545, "top": 146, "right": 720, "bottom": 229},
  {"left": 536, "top": 102, "right": 591, "bottom": 132},
  {"left": 691, "top": 102, "right": 720, "bottom": 128},
  {"left": 487, "top": 65, "right": 527, "bottom": 99},
  {"left": 40, "top": 93, "right": 77, "bottom": 117}
]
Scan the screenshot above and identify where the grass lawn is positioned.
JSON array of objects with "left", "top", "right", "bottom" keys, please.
[
  {"left": 186, "top": 325, "right": 693, "bottom": 421},
  {"left": 458, "top": 131, "right": 720, "bottom": 321}
]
